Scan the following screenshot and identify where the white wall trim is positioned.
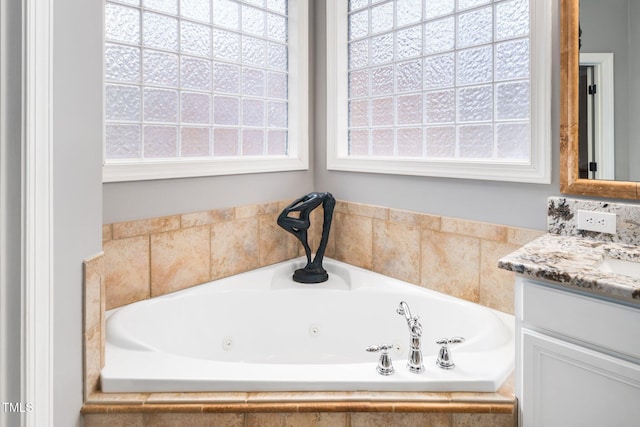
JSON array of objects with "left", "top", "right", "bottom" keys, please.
[
  {"left": 579, "top": 52, "right": 615, "bottom": 180},
  {"left": 326, "top": 0, "right": 552, "bottom": 184},
  {"left": 22, "top": 0, "right": 54, "bottom": 425}
]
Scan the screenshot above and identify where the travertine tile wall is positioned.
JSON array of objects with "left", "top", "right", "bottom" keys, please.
[
  {"left": 83, "top": 411, "right": 516, "bottom": 426},
  {"left": 100, "top": 199, "right": 543, "bottom": 313},
  {"left": 83, "top": 254, "right": 105, "bottom": 400},
  {"left": 327, "top": 201, "right": 543, "bottom": 314},
  {"left": 101, "top": 200, "right": 301, "bottom": 310}
]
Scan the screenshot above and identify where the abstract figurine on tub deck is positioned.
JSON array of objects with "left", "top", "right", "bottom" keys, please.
[{"left": 277, "top": 192, "right": 336, "bottom": 283}]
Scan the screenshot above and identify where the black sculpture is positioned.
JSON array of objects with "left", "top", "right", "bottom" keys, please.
[{"left": 277, "top": 192, "right": 335, "bottom": 283}]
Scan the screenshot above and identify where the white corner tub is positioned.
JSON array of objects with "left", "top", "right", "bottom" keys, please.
[{"left": 101, "top": 258, "right": 514, "bottom": 393}]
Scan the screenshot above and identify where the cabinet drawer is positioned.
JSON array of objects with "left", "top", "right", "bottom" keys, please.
[{"left": 519, "top": 278, "right": 640, "bottom": 360}]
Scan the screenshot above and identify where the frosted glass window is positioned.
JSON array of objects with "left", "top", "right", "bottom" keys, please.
[
  {"left": 425, "top": 90, "right": 455, "bottom": 124},
  {"left": 268, "top": 130, "right": 287, "bottom": 155},
  {"left": 145, "top": 0, "right": 177, "bottom": 15},
  {"left": 424, "top": 17, "right": 454, "bottom": 55},
  {"left": 426, "top": 126, "right": 455, "bottom": 157},
  {"left": 106, "top": 124, "right": 141, "bottom": 159},
  {"left": 144, "top": 125, "right": 178, "bottom": 158},
  {"left": 213, "top": 0, "right": 239, "bottom": 30},
  {"left": 349, "top": 129, "right": 370, "bottom": 155},
  {"left": 349, "top": 40, "right": 369, "bottom": 68},
  {"left": 106, "top": 85, "right": 141, "bottom": 121},
  {"left": 181, "top": 127, "right": 211, "bottom": 156},
  {"left": 396, "top": 26, "right": 422, "bottom": 60},
  {"left": 181, "top": 57, "right": 212, "bottom": 91},
  {"left": 181, "top": 21, "right": 212, "bottom": 57},
  {"left": 371, "top": 2, "right": 394, "bottom": 34},
  {"left": 181, "top": 0, "right": 211, "bottom": 23},
  {"left": 105, "top": 0, "right": 290, "bottom": 162},
  {"left": 397, "top": 94, "right": 422, "bottom": 125},
  {"left": 371, "top": 97, "right": 394, "bottom": 126},
  {"left": 372, "top": 129, "right": 394, "bottom": 156},
  {"left": 143, "top": 13, "right": 179, "bottom": 51},
  {"left": 267, "top": 72, "right": 287, "bottom": 99},
  {"left": 371, "top": 65, "right": 394, "bottom": 96},
  {"left": 267, "top": 0, "right": 286, "bottom": 14},
  {"left": 105, "top": 4, "right": 140, "bottom": 45},
  {"left": 242, "top": 129, "right": 265, "bottom": 155},
  {"left": 457, "top": 7, "right": 493, "bottom": 49},
  {"left": 144, "top": 88, "right": 178, "bottom": 122},
  {"left": 349, "top": 100, "right": 369, "bottom": 127},
  {"left": 397, "top": 128, "right": 423, "bottom": 157},
  {"left": 143, "top": 50, "right": 179, "bottom": 87},
  {"left": 371, "top": 33, "right": 394, "bottom": 65},
  {"left": 242, "top": 5, "right": 265, "bottom": 36},
  {"left": 397, "top": 0, "right": 422, "bottom": 27},
  {"left": 181, "top": 92, "right": 211, "bottom": 124},
  {"left": 105, "top": 44, "right": 141, "bottom": 83},
  {"left": 347, "top": 0, "right": 531, "bottom": 161},
  {"left": 214, "top": 128, "right": 240, "bottom": 156}
]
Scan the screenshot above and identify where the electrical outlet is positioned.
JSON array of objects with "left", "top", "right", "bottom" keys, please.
[{"left": 577, "top": 210, "right": 617, "bottom": 234}]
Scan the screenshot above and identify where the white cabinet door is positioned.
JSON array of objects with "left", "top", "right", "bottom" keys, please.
[{"left": 521, "top": 329, "right": 640, "bottom": 427}]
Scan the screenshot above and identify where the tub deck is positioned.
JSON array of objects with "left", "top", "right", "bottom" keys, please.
[{"left": 82, "top": 373, "right": 516, "bottom": 426}]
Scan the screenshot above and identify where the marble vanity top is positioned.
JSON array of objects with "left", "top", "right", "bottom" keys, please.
[{"left": 499, "top": 233, "right": 640, "bottom": 306}]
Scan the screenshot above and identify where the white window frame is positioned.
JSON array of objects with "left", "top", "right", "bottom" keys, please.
[
  {"left": 326, "top": 0, "right": 552, "bottom": 183},
  {"left": 103, "top": 0, "right": 309, "bottom": 183}
]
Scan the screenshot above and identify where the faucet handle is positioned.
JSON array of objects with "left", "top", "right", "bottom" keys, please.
[
  {"left": 366, "top": 344, "right": 395, "bottom": 375},
  {"left": 436, "top": 337, "right": 465, "bottom": 346},
  {"left": 435, "top": 337, "right": 465, "bottom": 370}
]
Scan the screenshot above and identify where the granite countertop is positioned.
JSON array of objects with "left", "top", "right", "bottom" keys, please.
[{"left": 499, "top": 233, "right": 640, "bottom": 306}]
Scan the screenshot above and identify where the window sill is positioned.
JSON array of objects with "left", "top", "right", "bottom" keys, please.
[
  {"left": 327, "top": 155, "right": 550, "bottom": 184},
  {"left": 103, "top": 156, "right": 308, "bottom": 182}
]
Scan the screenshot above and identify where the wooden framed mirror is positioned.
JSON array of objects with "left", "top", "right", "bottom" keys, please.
[{"left": 560, "top": 0, "right": 639, "bottom": 199}]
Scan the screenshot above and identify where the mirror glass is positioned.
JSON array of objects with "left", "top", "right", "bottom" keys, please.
[{"left": 579, "top": 0, "right": 640, "bottom": 182}]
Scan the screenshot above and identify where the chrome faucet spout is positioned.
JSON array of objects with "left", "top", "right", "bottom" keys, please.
[
  {"left": 397, "top": 301, "right": 412, "bottom": 323},
  {"left": 397, "top": 301, "right": 424, "bottom": 373}
]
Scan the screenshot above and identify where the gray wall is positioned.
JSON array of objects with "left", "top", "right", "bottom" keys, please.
[
  {"left": 52, "top": 0, "right": 104, "bottom": 425},
  {"left": 0, "top": 1, "right": 23, "bottom": 426},
  {"left": 312, "top": 0, "right": 560, "bottom": 231},
  {"left": 581, "top": 0, "right": 640, "bottom": 181},
  {"left": 104, "top": 171, "right": 315, "bottom": 223},
  {"left": 628, "top": 0, "right": 640, "bottom": 181}
]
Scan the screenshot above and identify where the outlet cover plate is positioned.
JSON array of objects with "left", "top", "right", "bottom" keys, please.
[{"left": 577, "top": 209, "right": 617, "bottom": 234}]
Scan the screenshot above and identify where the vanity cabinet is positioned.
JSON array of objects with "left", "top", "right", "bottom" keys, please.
[{"left": 515, "top": 277, "right": 640, "bottom": 427}]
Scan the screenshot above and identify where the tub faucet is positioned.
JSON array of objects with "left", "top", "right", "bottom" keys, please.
[{"left": 396, "top": 301, "right": 424, "bottom": 373}]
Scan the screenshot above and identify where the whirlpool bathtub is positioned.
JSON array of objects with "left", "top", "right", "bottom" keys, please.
[{"left": 100, "top": 258, "right": 514, "bottom": 393}]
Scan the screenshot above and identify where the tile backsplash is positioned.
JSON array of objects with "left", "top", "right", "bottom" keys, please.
[
  {"left": 101, "top": 199, "right": 543, "bottom": 314},
  {"left": 548, "top": 196, "right": 640, "bottom": 245},
  {"left": 101, "top": 201, "right": 300, "bottom": 310}
]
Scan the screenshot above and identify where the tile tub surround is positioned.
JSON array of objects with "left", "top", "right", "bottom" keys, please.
[
  {"left": 84, "top": 200, "right": 540, "bottom": 425},
  {"left": 101, "top": 201, "right": 301, "bottom": 310},
  {"left": 101, "top": 199, "right": 543, "bottom": 313}
]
